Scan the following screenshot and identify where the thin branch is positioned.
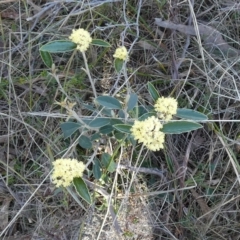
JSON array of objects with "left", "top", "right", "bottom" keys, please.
[
  {"left": 118, "top": 164, "right": 166, "bottom": 180},
  {"left": 82, "top": 51, "right": 97, "bottom": 98}
]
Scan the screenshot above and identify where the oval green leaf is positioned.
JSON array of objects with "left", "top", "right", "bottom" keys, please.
[
  {"left": 162, "top": 121, "right": 203, "bottom": 134},
  {"left": 73, "top": 177, "right": 92, "bottom": 204},
  {"left": 133, "top": 106, "right": 148, "bottom": 118},
  {"left": 91, "top": 132, "right": 101, "bottom": 141},
  {"left": 40, "top": 51, "right": 53, "bottom": 68},
  {"left": 110, "top": 118, "right": 124, "bottom": 125},
  {"left": 128, "top": 135, "right": 136, "bottom": 146},
  {"left": 99, "top": 125, "right": 113, "bottom": 134},
  {"left": 118, "top": 109, "right": 125, "bottom": 119},
  {"left": 101, "top": 108, "right": 113, "bottom": 117},
  {"left": 101, "top": 153, "right": 116, "bottom": 173},
  {"left": 81, "top": 102, "right": 96, "bottom": 112},
  {"left": 114, "top": 58, "right": 124, "bottom": 73},
  {"left": 40, "top": 40, "right": 77, "bottom": 53},
  {"left": 101, "top": 153, "right": 111, "bottom": 169},
  {"left": 93, "top": 159, "right": 102, "bottom": 180},
  {"left": 82, "top": 119, "right": 92, "bottom": 126},
  {"left": 79, "top": 135, "right": 92, "bottom": 149},
  {"left": 60, "top": 122, "right": 81, "bottom": 138},
  {"left": 127, "top": 93, "right": 138, "bottom": 111},
  {"left": 88, "top": 118, "right": 110, "bottom": 128},
  {"left": 114, "top": 131, "right": 126, "bottom": 140},
  {"left": 176, "top": 108, "right": 208, "bottom": 121},
  {"left": 91, "top": 39, "right": 111, "bottom": 47},
  {"left": 113, "top": 124, "right": 132, "bottom": 134},
  {"left": 147, "top": 82, "right": 160, "bottom": 101},
  {"left": 96, "top": 96, "right": 122, "bottom": 109}
]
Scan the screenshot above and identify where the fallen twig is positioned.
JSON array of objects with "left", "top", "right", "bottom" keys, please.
[
  {"left": 118, "top": 164, "right": 166, "bottom": 181},
  {"left": 155, "top": 18, "right": 240, "bottom": 57}
]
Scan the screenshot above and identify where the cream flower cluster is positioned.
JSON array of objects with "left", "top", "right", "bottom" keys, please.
[
  {"left": 131, "top": 116, "right": 165, "bottom": 151},
  {"left": 154, "top": 97, "right": 178, "bottom": 121},
  {"left": 113, "top": 46, "right": 129, "bottom": 61},
  {"left": 51, "top": 158, "right": 85, "bottom": 187},
  {"left": 69, "top": 28, "right": 92, "bottom": 52}
]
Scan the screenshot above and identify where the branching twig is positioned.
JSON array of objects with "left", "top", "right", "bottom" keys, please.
[
  {"left": 118, "top": 164, "right": 166, "bottom": 180},
  {"left": 26, "top": 3, "right": 57, "bottom": 21},
  {"left": 155, "top": 18, "right": 240, "bottom": 57}
]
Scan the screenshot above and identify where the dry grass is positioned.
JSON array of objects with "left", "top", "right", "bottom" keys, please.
[{"left": 1, "top": 0, "right": 240, "bottom": 239}]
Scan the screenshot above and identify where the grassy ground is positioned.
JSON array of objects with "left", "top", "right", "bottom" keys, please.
[{"left": 1, "top": 0, "right": 240, "bottom": 239}]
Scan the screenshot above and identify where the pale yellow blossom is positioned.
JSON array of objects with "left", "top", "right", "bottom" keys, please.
[
  {"left": 55, "top": 98, "right": 76, "bottom": 110},
  {"left": 154, "top": 97, "right": 178, "bottom": 121},
  {"left": 55, "top": 98, "right": 76, "bottom": 120},
  {"left": 131, "top": 116, "right": 165, "bottom": 151},
  {"left": 113, "top": 46, "right": 129, "bottom": 61},
  {"left": 69, "top": 28, "right": 92, "bottom": 52},
  {"left": 51, "top": 158, "right": 85, "bottom": 187}
]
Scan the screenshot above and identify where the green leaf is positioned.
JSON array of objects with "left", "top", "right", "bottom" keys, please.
[
  {"left": 114, "top": 131, "right": 126, "bottom": 140},
  {"left": 40, "top": 40, "right": 77, "bottom": 53},
  {"left": 96, "top": 96, "right": 122, "bottom": 109},
  {"left": 128, "top": 135, "right": 136, "bottom": 146},
  {"left": 93, "top": 159, "right": 102, "bottom": 180},
  {"left": 88, "top": 118, "right": 110, "bottom": 128},
  {"left": 79, "top": 135, "right": 92, "bottom": 149},
  {"left": 82, "top": 102, "right": 96, "bottom": 112},
  {"left": 73, "top": 177, "right": 92, "bottom": 204},
  {"left": 114, "top": 58, "right": 124, "bottom": 73},
  {"left": 91, "top": 132, "right": 101, "bottom": 141},
  {"left": 147, "top": 82, "right": 160, "bottom": 101},
  {"left": 60, "top": 122, "right": 81, "bottom": 138},
  {"left": 127, "top": 93, "right": 138, "bottom": 111},
  {"left": 40, "top": 51, "right": 53, "bottom": 68},
  {"left": 113, "top": 124, "right": 132, "bottom": 134},
  {"left": 82, "top": 119, "right": 93, "bottom": 126},
  {"left": 162, "top": 121, "right": 203, "bottom": 134},
  {"left": 101, "top": 153, "right": 111, "bottom": 168},
  {"left": 138, "top": 112, "right": 156, "bottom": 121},
  {"left": 101, "top": 153, "right": 116, "bottom": 173},
  {"left": 91, "top": 39, "right": 111, "bottom": 47},
  {"left": 99, "top": 125, "right": 113, "bottom": 134},
  {"left": 133, "top": 106, "right": 148, "bottom": 118},
  {"left": 118, "top": 109, "right": 125, "bottom": 118},
  {"left": 101, "top": 108, "right": 113, "bottom": 117},
  {"left": 99, "top": 119, "right": 123, "bottom": 134},
  {"left": 110, "top": 119, "right": 124, "bottom": 125},
  {"left": 176, "top": 108, "right": 208, "bottom": 121}
]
